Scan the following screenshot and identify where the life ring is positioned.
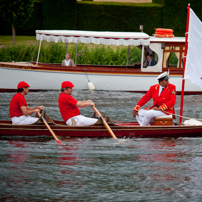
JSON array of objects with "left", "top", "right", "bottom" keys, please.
[
  {"left": 155, "top": 28, "right": 173, "bottom": 33},
  {"left": 154, "top": 34, "right": 174, "bottom": 38},
  {"left": 154, "top": 28, "right": 174, "bottom": 38}
]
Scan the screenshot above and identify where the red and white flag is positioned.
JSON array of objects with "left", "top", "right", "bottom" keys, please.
[{"left": 185, "top": 9, "right": 202, "bottom": 89}]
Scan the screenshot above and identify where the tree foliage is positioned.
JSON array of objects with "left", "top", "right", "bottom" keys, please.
[
  {"left": 0, "top": 0, "right": 33, "bottom": 43},
  {"left": 0, "top": 0, "right": 33, "bottom": 25}
]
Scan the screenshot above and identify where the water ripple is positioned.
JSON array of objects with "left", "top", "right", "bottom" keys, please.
[{"left": 1, "top": 91, "right": 202, "bottom": 201}]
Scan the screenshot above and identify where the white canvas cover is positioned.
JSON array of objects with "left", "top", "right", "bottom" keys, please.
[
  {"left": 185, "top": 9, "right": 202, "bottom": 89},
  {"left": 36, "top": 30, "right": 150, "bottom": 46}
]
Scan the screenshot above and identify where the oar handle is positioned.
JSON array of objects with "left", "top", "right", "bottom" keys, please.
[{"left": 37, "top": 111, "right": 64, "bottom": 145}]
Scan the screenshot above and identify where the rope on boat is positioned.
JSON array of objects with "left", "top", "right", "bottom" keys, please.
[
  {"left": 167, "top": 112, "right": 202, "bottom": 125},
  {"left": 168, "top": 112, "right": 202, "bottom": 121}
]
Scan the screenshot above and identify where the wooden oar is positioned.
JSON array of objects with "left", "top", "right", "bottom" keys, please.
[
  {"left": 37, "top": 112, "right": 64, "bottom": 145},
  {"left": 92, "top": 106, "right": 122, "bottom": 143}
]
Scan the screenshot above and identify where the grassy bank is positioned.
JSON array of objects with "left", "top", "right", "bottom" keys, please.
[
  {"left": 78, "top": 2, "right": 159, "bottom": 7},
  {"left": 0, "top": 36, "right": 37, "bottom": 45}
]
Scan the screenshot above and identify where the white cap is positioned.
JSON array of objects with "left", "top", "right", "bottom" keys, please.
[{"left": 157, "top": 71, "right": 169, "bottom": 80}]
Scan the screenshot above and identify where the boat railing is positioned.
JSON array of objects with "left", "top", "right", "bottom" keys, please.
[{"left": 30, "top": 61, "right": 141, "bottom": 69}]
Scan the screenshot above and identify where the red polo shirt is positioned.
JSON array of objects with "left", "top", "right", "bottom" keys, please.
[
  {"left": 9, "top": 93, "right": 28, "bottom": 118},
  {"left": 58, "top": 93, "right": 80, "bottom": 122}
]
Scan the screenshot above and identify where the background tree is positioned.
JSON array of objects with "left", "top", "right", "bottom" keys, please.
[{"left": 0, "top": 0, "right": 33, "bottom": 43}]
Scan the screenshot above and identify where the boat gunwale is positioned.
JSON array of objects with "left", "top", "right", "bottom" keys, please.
[
  {"left": 0, "top": 120, "right": 202, "bottom": 130},
  {"left": 0, "top": 61, "right": 184, "bottom": 75}
]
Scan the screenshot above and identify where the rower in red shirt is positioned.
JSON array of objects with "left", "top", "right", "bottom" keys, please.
[
  {"left": 9, "top": 81, "right": 45, "bottom": 125},
  {"left": 58, "top": 81, "right": 98, "bottom": 126},
  {"left": 133, "top": 72, "right": 176, "bottom": 126}
]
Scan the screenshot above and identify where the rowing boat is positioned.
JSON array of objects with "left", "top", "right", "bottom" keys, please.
[
  {"left": 1, "top": 112, "right": 202, "bottom": 138},
  {"left": 1, "top": 5, "right": 201, "bottom": 139}
]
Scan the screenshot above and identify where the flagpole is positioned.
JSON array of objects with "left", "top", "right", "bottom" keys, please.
[{"left": 180, "top": 4, "right": 190, "bottom": 124}]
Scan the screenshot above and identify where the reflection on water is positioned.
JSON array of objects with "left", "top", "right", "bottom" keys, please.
[
  {"left": 1, "top": 138, "right": 202, "bottom": 201},
  {"left": 1, "top": 91, "right": 202, "bottom": 201}
]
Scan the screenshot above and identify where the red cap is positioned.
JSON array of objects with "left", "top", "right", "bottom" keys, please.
[
  {"left": 17, "top": 81, "right": 30, "bottom": 89},
  {"left": 61, "top": 81, "right": 74, "bottom": 88}
]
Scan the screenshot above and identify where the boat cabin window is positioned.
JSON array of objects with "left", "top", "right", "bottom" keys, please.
[
  {"left": 129, "top": 46, "right": 142, "bottom": 66},
  {"left": 163, "top": 45, "right": 185, "bottom": 69},
  {"left": 143, "top": 47, "right": 158, "bottom": 68}
]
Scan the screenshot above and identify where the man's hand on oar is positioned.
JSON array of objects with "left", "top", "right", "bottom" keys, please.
[{"left": 37, "top": 111, "right": 64, "bottom": 145}]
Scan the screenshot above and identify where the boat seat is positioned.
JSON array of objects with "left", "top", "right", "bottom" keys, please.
[
  {"left": 154, "top": 115, "right": 173, "bottom": 126},
  {"left": 155, "top": 115, "right": 173, "bottom": 119}
]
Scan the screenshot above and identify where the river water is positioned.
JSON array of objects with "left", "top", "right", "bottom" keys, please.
[{"left": 1, "top": 90, "right": 202, "bottom": 201}]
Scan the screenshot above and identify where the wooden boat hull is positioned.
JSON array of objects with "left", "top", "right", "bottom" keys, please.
[
  {"left": 0, "top": 62, "right": 201, "bottom": 94},
  {"left": 1, "top": 120, "right": 202, "bottom": 138}
]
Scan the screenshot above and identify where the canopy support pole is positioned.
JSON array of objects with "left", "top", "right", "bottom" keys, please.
[
  {"left": 126, "top": 45, "right": 130, "bottom": 66},
  {"left": 141, "top": 45, "right": 144, "bottom": 69},
  {"left": 180, "top": 4, "right": 190, "bottom": 123},
  {"left": 75, "top": 43, "right": 77, "bottom": 66},
  {"left": 36, "top": 40, "right": 42, "bottom": 65}
]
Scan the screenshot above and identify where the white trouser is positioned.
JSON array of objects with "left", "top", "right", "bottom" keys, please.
[
  {"left": 66, "top": 115, "right": 98, "bottom": 126},
  {"left": 136, "top": 109, "right": 167, "bottom": 126},
  {"left": 11, "top": 115, "right": 39, "bottom": 125}
]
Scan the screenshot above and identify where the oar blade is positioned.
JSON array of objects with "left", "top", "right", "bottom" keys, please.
[
  {"left": 56, "top": 139, "right": 64, "bottom": 145},
  {"left": 88, "top": 82, "right": 95, "bottom": 90},
  {"left": 38, "top": 111, "right": 64, "bottom": 146}
]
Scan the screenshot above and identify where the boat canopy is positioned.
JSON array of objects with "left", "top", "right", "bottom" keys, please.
[{"left": 36, "top": 30, "right": 150, "bottom": 46}]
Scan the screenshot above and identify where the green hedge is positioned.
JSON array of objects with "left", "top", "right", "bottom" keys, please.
[
  {"left": 0, "top": 43, "right": 142, "bottom": 65},
  {"left": 19, "top": 1, "right": 43, "bottom": 35},
  {"left": 163, "top": 0, "right": 202, "bottom": 36},
  {"left": 0, "top": 0, "right": 202, "bottom": 37},
  {"left": 153, "top": 0, "right": 164, "bottom": 5},
  {"left": 76, "top": 2, "right": 163, "bottom": 35},
  {"left": 76, "top": 1, "right": 202, "bottom": 36},
  {"left": 0, "top": 42, "right": 179, "bottom": 66},
  {"left": 42, "top": 0, "right": 76, "bottom": 30},
  {"left": 0, "top": 44, "right": 37, "bottom": 62}
]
